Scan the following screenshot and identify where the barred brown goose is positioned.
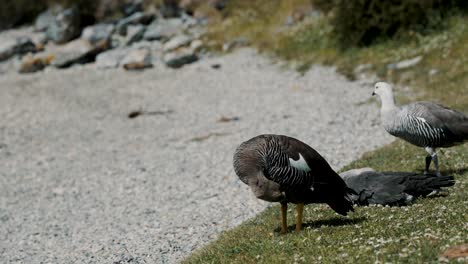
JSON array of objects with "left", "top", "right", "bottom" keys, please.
[
  {"left": 233, "top": 134, "right": 355, "bottom": 233},
  {"left": 373, "top": 82, "right": 468, "bottom": 176}
]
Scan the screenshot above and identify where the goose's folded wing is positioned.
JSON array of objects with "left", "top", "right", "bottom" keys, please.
[{"left": 265, "top": 166, "right": 312, "bottom": 189}]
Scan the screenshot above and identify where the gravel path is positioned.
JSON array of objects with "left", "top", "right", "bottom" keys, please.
[{"left": 0, "top": 49, "right": 393, "bottom": 263}]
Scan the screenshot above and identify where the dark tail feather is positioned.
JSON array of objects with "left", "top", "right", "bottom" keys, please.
[
  {"left": 327, "top": 187, "right": 356, "bottom": 216},
  {"left": 404, "top": 175, "right": 455, "bottom": 197}
]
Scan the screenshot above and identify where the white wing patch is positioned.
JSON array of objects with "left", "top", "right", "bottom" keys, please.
[
  {"left": 417, "top": 117, "right": 427, "bottom": 123},
  {"left": 289, "top": 153, "right": 311, "bottom": 172}
]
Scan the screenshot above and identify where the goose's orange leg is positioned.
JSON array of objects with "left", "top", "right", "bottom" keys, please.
[
  {"left": 280, "top": 202, "right": 287, "bottom": 234},
  {"left": 296, "top": 203, "right": 304, "bottom": 232}
]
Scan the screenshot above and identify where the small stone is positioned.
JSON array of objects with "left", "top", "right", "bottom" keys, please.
[
  {"left": 164, "top": 48, "right": 198, "bottom": 68},
  {"left": 125, "top": 25, "right": 146, "bottom": 46},
  {"left": 81, "top": 24, "right": 115, "bottom": 46},
  {"left": 18, "top": 53, "right": 54, "bottom": 73},
  {"left": 121, "top": 48, "right": 152, "bottom": 70},
  {"left": 95, "top": 48, "right": 129, "bottom": 69},
  {"left": 143, "top": 20, "right": 182, "bottom": 41},
  {"left": 163, "top": 34, "right": 193, "bottom": 52}
]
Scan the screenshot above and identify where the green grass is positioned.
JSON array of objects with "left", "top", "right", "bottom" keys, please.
[
  {"left": 187, "top": 2, "right": 468, "bottom": 263},
  {"left": 185, "top": 142, "right": 467, "bottom": 263}
]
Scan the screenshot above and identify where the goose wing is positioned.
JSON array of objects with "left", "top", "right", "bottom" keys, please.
[{"left": 264, "top": 135, "right": 345, "bottom": 190}]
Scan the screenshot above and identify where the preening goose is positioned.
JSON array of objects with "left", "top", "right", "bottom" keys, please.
[
  {"left": 233, "top": 134, "right": 355, "bottom": 233},
  {"left": 372, "top": 82, "right": 468, "bottom": 176}
]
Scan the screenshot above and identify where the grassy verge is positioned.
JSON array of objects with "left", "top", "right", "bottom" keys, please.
[
  {"left": 185, "top": 142, "right": 467, "bottom": 263},
  {"left": 187, "top": 2, "right": 468, "bottom": 263}
]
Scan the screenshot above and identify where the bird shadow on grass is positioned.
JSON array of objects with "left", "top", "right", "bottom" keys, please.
[{"left": 275, "top": 216, "right": 366, "bottom": 233}]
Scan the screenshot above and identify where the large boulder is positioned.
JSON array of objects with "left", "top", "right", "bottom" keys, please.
[
  {"left": 0, "top": 36, "right": 36, "bottom": 61},
  {"left": 46, "top": 7, "right": 82, "bottom": 44}
]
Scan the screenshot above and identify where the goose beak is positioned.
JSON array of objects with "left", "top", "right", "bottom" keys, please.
[{"left": 371, "top": 91, "right": 376, "bottom": 96}]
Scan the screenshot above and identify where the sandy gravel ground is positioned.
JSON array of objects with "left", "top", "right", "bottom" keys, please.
[{"left": 0, "top": 49, "right": 392, "bottom": 263}]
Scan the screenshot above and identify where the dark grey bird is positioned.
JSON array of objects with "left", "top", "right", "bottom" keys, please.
[
  {"left": 339, "top": 168, "right": 456, "bottom": 206},
  {"left": 372, "top": 82, "right": 468, "bottom": 176},
  {"left": 233, "top": 134, "right": 355, "bottom": 233}
]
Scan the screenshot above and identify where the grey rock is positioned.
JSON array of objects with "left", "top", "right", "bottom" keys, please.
[
  {"left": 387, "top": 56, "right": 423, "bottom": 70},
  {"left": 121, "top": 48, "right": 152, "bottom": 70},
  {"left": 164, "top": 48, "right": 198, "bottom": 68},
  {"left": 124, "top": 25, "right": 146, "bottom": 46},
  {"left": 35, "top": 9, "right": 57, "bottom": 32},
  {"left": 81, "top": 24, "right": 115, "bottom": 46},
  {"left": 46, "top": 7, "right": 81, "bottom": 44},
  {"left": 116, "top": 12, "right": 154, "bottom": 35},
  {"left": 0, "top": 37, "right": 36, "bottom": 61},
  {"left": 163, "top": 34, "right": 193, "bottom": 52},
  {"left": 51, "top": 39, "right": 103, "bottom": 68},
  {"left": 95, "top": 48, "right": 129, "bottom": 68},
  {"left": 143, "top": 20, "right": 182, "bottom": 41},
  {"left": 132, "top": 41, "right": 163, "bottom": 65}
]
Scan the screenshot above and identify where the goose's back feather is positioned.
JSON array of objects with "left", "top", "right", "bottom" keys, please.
[{"left": 386, "top": 101, "right": 468, "bottom": 147}]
